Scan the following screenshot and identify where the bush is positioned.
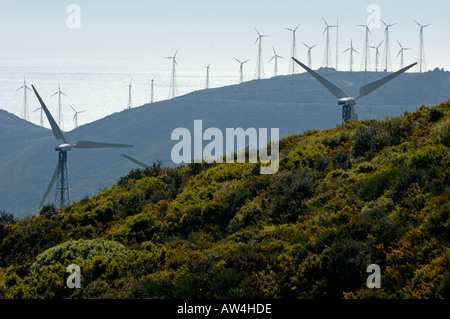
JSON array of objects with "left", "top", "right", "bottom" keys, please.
[{"left": 30, "top": 239, "right": 128, "bottom": 273}]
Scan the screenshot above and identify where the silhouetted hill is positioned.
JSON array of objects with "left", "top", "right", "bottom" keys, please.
[{"left": 1, "top": 68, "right": 449, "bottom": 217}]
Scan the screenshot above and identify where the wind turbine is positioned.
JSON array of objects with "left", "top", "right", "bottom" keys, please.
[
  {"left": 32, "top": 85, "right": 134, "bottom": 209},
  {"left": 149, "top": 78, "right": 155, "bottom": 103},
  {"left": 322, "top": 18, "right": 337, "bottom": 69},
  {"left": 16, "top": 78, "right": 31, "bottom": 121},
  {"left": 51, "top": 82, "right": 67, "bottom": 130},
  {"left": 415, "top": 20, "right": 430, "bottom": 73},
  {"left": 127, "top": 78, "right": 133, "bottom": 109},
  {"left": 381, "top": 20, "right": 396, "bottom": 72},
  {"left": 397, "top": 40, "right": 412, "bottom": 69},
  {"left": 69, "top": 105, "right": 85, "bottom": 129},
  {"left": 165, "top": 50, "right": 178, "bottom": 98},
  {"left": 358, "top": 24, "right": 372, "bottom": 71},
  {"left": 254, "top": 28, "right": 268, "bottom": 80},
  {"left": 302, "top": 43, "right": 317, "bottom": 69},
  {"left": 292, "top": 58, "right": 417, "bottom": 124},
  {"left": 335, "top": 19, "right": 339, "bottom": 71},
  {"left": 205, "top": 63, "right": 211, "bottom": 89},
  {"left": 370, "top": 41, "right": 383, "bottom": 72},
  {"left": 268, "top": 46, "right": 283, "bottom": 77},
  {"left": 342, "top": 39, "right": 359, "bottom": 72},
  {"left": 33, "top": 106, "right": 44, "bottom": 127},
  {"left": 234, "top": 57, "right": 250, "bottom": 84},
  {"left": 285, "top": 24, "right": 300, "bottom": 74}
]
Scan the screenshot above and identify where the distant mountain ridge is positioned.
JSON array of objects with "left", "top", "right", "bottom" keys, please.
[{"left": 1, "top": 68, "right": 449, "bottom": 218}]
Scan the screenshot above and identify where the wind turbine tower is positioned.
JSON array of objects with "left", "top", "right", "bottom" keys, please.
[
  {"left": 302, "top": 43, "right": 317, "bottom": 68},
  {"left": 269, "top": 46, "right": 283, "bottom": 77},
  {"left": 34, "top": 106, "right": 44, "bottom": 126},
  {"left": 381, "top": 20, "right": 396, "bottom": 72},
  {"left": 51, "top": 82, "right": 67, "bottom": 130},
  {"left": 322, "top": 18, "right": 336, "bottom": 68},
  {"left": 285, "top": 24, "right": 300, "bottom": 74},
  {"left": 127, "top": 79, "right": 133, "bottom": 109},
  {"left": 254, "top": 28, "right": 268, "bottom": 80},
  {"left": 205, "top": 64, "right": 211, "bottom": 89},
  {"left": 234, "top": 57, "right": 250, "bottom": 84},
  {"left": 165, "top": 50, "right": 179, "bottom": 98},
  {"left": 16, "top": 78, "right": 31, "bottom": 121},
  {"left": 69, "top": 105, "right": 85, "bottom": 129},
  {"left": 343, "top": 39, "right": 359, "bottom": 72},
  {"left": 358, "top": 24, "right": 372, "bottom": 72},
  {"left": 370, "top": 41, "right": 383, "bottom": 72},
  {"left": 336, "top": 19, "right": 339, "bottom": 70},
  {"left": 415, "top": 21, "right": 430, "bottom": 73},
  {"left": 397, "top": 40, "right": 412, "bottom": 69},
  {"left": 149, "top": 79, "right": 155, "bottom": 103}
]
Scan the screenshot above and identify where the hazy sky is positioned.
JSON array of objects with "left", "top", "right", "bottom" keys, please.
[{"left": 0, "top": 0, "right": 449, "bottom": 73}]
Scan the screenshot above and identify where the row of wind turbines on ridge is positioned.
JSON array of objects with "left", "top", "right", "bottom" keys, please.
[
  {"left": 16, "top": 19, "right": 429, "bottom": 129},
  {"left": 16, "top": 79, "right": 85, "bottom": 130}
]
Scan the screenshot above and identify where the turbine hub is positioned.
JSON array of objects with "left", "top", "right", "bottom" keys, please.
[
  {"left": 55, "top": 143, "right": 72, "bottom": 151},
  {"left": 338, "top": 97, "right": 356, "bottom": 105}
]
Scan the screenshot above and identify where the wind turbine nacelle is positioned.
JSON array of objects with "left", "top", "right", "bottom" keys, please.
[
  {"left": 55, "top": 144, "right": 72, "bottom": 151},
  {"left": 338, "top": 97, "right": 356, "bottom": 105}
]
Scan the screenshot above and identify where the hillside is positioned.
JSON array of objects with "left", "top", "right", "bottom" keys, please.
[
  {"left": 0, "top": 102, "right": 449, "bottom": 299},
  {"left": 1, "top": 68, "right": 450, "bottom": 218}
]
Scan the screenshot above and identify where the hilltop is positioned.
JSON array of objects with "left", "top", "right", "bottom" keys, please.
[
  {"left": 1, "top": 68, "right": 450, "bottom": 217},
  {"left": 0, "top": 101, "right": 449, "bottom": 299}
]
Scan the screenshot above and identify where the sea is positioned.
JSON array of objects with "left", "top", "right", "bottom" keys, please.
[{"left": 0, "top": 59, "right": 241, "bottom": 131}]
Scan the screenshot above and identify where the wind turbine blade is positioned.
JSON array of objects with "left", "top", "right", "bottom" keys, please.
[
  {"left": 423, "top": 23, "right": 430, "bottom": 28},
  {"left": 16, "top": 86, "right": 24, "bottom": 91},
  {"left": 233, "top": 57, "right": 241, "bottom": 63},
  {"left": 174, "top": 49, "right": 178, "bottom": 57},
  {"left": 51, "top": 92, "right": 59, "bottom": 97},
  {"left": 414, "top": 20, "right": 421, "bottom": 27},
  {"left": 285, "top": 27, "right": 293, "bottom": 31},
  {"left": 31, "top": 85, "right": 67, "bottom": 143},
  {"left": 294, "top": 24, "right": 300, "bottom": 31},
  {"left": 69, "top": 105, "right": 77, "bottom": 113},
  {"left": 292, "top": 57, "right": 349, "bottom": 99},
  {"left": 243, "top": 59, "right": 250, "bottom": 64},
  {"left": 302, "top": 42, "right": 309, "bottom": 48},
  {"left": 122, "top": 154, "right": 149, "bottom": 169},
  {"left": 39, "top": 163, "right": 59, "bottom": 209},
  {"left": 268, "top": 56, "right": 274, "bottom": 62},
  {"left": 356, "top": 62, "right": 417, "bottom": 100},
  {"left": 254, "top": 27, "right": 260, "bottom": 35},
  {"left": 74, "top": 140, "right": 134, "bottom": 149}
]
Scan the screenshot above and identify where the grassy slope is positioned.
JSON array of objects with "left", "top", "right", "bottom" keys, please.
[{"left": 0, "top": 101, "right": 449, "bottom": 299}]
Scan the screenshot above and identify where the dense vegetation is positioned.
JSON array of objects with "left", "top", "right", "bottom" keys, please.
[{"left": 0, "top": 101, "right": 449, "bottom": 299}]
